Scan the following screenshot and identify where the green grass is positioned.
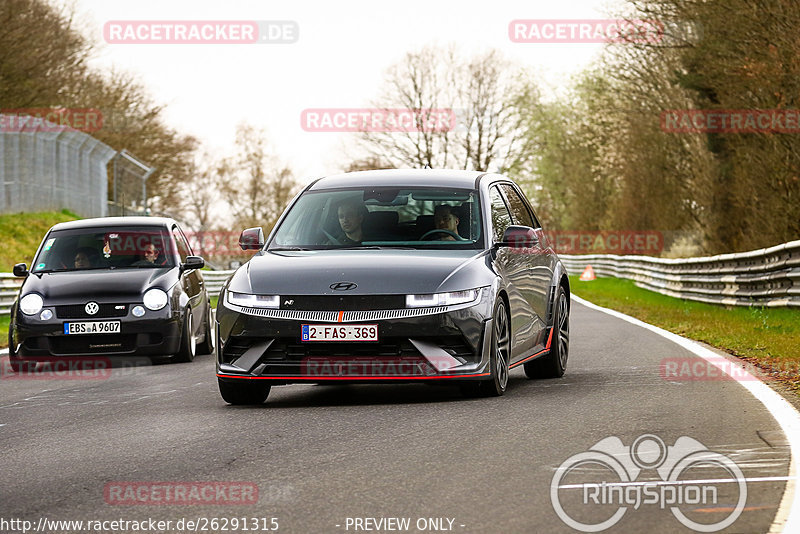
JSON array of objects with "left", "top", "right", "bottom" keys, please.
[
  {"left": 0, "top": 315, "right": 8, "bottom": 348},
  {"left": 0, "top": 210, "right": 81, "bottom": 348},
  {"left": 569, "top": 275, "right": 800, "bottom": 390},
  {"left": 0, "top": 209, "right": 81, "bottom": 272}
]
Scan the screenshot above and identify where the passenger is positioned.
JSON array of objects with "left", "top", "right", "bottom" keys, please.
[
  {"left": 432, "top": 204, "right": 462, "bottom": 240},
  {"left": 73, "top": 247, "right": 99, "bottom": 269},
  {"left": 335, "top": 200, "right": 366, "bottom": 245}
]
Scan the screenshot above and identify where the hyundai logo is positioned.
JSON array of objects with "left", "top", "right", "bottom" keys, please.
[
  {"left": 85, "top": 302, "right": 99, "bottom": 315},
  {"left": 330, "top": 282, "right": 357, "bottom": 291}
]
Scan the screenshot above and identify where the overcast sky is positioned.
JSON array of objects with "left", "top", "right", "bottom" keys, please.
[{"left": 64, "top": 0, "right": 620, "bottom": 183}]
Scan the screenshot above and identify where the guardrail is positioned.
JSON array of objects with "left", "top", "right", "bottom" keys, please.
[
  {"left": 203, "top": 269, "right": 234, "bottom": 299},
  {"left": 560, "top": 239, "right": 800, "bottom": 308},
  {"left": 4, "top": 240, "right": 798, "bottom": 314},
  {"left": 0, "top": 274, "right": 22, "bottom": 315}
]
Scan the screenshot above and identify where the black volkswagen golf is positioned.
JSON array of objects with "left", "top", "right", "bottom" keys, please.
[
  {"left": 216, "top": 170, "right": 570, "bottom": 404},
  {"left": 8, "top": 217, "right": 213, "bottom": 371}
]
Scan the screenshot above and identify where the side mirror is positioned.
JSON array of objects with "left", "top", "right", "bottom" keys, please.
[
  {"left": 181, "top": 255, "right": 205, "bottom": 271},
  {"left": 13, "top": 263, "right": 28, "bottom": 277},
  {"left": 498, "top": 226, "right": 538, "bottom": 249},
  {"left": 239, "top": 227, "right": 265, "bottom": 250}
]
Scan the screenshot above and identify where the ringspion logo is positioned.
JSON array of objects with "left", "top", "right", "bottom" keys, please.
[{"left": 551, "top": 434, "right": 746, "bottom": 532}]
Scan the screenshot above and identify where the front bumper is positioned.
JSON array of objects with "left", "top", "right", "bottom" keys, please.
[
  {"left": 11, "top": 306, "right": 182, "bottom": 359},
  {"left": 215, "top": 289, "right": 495, "bottom": 384}
]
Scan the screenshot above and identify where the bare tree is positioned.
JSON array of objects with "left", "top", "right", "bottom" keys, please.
[
  {"left": 357, "top": 45, "right": 542, "bottom": 173},
  {"left": 219, "top": 123, "right": 298, "bottom": 232}
]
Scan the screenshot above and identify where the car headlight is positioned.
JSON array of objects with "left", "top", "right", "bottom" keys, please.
[
  {"left": 20, "top": 293, "right": 44, "bottom": 315},
  {"left": 406, "top": 289, "right": 480, "bottom": 308},
  {"left": 225, "top": 291, "right": 280, "bottom": 308},
  {"left": 143, "top": 288, "right": 168, "bottom": 311}
]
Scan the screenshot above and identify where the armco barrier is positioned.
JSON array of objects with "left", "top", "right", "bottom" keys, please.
[
  {"left": 561, "top": 239, "right": 800, "bottom": 308},
  {"left": 4, "top": 239, "right": 799, "bottom": 314},
  {"left": 202, "top": 270, "right": 235, "bottom": 299}
]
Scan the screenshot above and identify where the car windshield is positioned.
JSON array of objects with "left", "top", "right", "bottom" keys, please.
[
  {"left": 269, "top": 187, "right": 483, "bottom": 250},
  {"left": 31, "top": 226, "right": 175, "bottom": 273}
]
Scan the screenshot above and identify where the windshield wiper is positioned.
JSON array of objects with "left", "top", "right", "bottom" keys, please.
[{"left": 269, "top": 246, "right": 310, "bottom": 251}]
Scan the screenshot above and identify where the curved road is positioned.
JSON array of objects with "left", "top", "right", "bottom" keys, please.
[{"left": 0, "top": 301, "right": 793, "bottom": 533}]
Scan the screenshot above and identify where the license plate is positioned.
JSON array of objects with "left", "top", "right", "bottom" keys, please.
[
  {"left": 301, "top": 324, "right": 378, "bottom": 342},
  {"left": 63, "top": 321, "right": 121, "bottom": 335}
]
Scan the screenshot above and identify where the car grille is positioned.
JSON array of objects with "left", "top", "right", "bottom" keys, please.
[
  {"left": 234, "top": 307, "right": 448, "bottom": 322},
  {"left": 56, "top": 304, "right": 129, "bottom": 319},
  {"left": 49, "top": 334, "right": 137, "bottom": 354},
  {"left": 222, "top": 335, "right": 474, "bottom": 374}
]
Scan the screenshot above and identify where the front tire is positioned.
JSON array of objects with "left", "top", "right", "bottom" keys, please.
[
  {"left": 196, "top": 300, "right": 214, "bottom": 355},
  {"left": 461, "top": 299, "right": 510, "bottom": 397},
  {"left": 173, "top": 309, "right": 196, "bottom": 363},
  {"left": 7, "top": 330, "right": 35, "bottom": 374},
  {"left": 524, "top": 285, "right": 569, "bottom": 379},
  {"left": 218, "top": 378, "right": 271, "bottom": 405}
]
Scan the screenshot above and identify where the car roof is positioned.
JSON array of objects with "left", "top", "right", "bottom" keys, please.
[
  {"left": 48, "top": 216, "right": 178, "bottom": 232},
  {"left": 308, "top": 169, "right": 489, "bottom": 190}
]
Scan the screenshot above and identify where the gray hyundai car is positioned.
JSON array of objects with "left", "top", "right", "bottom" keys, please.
[{"left": 216, "top": 169, "right": 570, "bottom": 404}]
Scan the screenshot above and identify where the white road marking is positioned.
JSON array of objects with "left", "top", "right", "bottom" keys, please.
[{"left": 572, "top": 294, "right": 800, "bottom": 533}]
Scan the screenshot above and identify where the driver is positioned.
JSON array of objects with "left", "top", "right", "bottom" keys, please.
[
  {"left": 432, "top": 204, "right": 462, "bottom": 241},
  {"left": 335, "top": 200, "right": 366, "bottom": 245},
  {"left": 132, "top": 243, "right": 160, "bottom": 266}
]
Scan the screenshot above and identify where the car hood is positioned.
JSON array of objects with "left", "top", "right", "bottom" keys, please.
[
  {"left": 230, "top": 249, "right": 492, "bottom": 295},
  {"left": 21, "top": 268, "right": 177, "bottom": 303}
]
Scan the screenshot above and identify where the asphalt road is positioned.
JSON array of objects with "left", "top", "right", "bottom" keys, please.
[{"left": 0, "top": 301, "right": 792, "bottom": 533}]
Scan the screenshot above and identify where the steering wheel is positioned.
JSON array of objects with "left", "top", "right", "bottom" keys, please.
[
  {"left": 321, "top": 228, "right": 342, "bottom": 245},
  {"left": 420, "top": 229, "right": 464, "bottom": 241}
]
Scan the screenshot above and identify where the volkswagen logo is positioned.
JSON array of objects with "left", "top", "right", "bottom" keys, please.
[
  {"left": 84, "top": 302, "right": 99, "bottom": 315},
  {"left": 330, "top": 281, "right": 357, "bottom": 291}
]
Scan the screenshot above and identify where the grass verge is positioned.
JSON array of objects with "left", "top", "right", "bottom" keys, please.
[
  {"left": 0, "top": 209, "right": 81, "bottom": 272},
  {"left": 1, "top": 210, "right": 82, "bottom": 349},
  {"left": 569, "top": 275, "right": 800, "bottom": 392}
]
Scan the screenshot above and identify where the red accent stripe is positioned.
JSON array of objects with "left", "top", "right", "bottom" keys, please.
[
  {"left": 217, "top": 372, "right": 491, "bottom": 381},
  {"left": 509, "top": 328, "right": 554, "bottom": 369},
  {"left": 337, "top": 311, "right": 344, "bottom": 322}
]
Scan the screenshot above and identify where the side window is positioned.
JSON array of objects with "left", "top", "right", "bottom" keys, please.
[
  {"left": 172, "top": 227, "right": 190, "bottom": 262},
  {"left": 489, "top": 186, "right": 513, "bottom": 242},
  {"left": 500, "top": 184, "right": 537, "bottom": 228}
]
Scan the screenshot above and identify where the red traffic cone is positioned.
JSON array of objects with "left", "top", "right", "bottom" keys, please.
[{"left": 579, "top": 265, "right": 596, "bottom": 281}]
